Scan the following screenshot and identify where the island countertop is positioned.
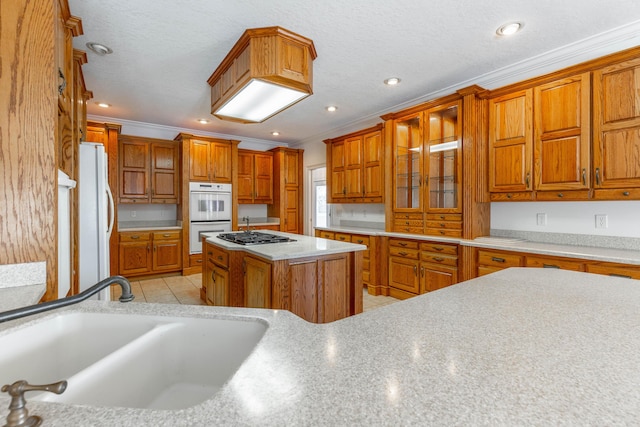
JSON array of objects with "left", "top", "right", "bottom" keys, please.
[
  {"left": 2, "top": 268, "right": 640, "bottom": 425},
  {"left": 204, "top": 230, "right": 366, "bottom": 261}
]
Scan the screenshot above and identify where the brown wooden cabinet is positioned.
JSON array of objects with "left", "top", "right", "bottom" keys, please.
[
  {"left": 118, "top": 230, "right": 182, "bottom": 277},
  {"left": 201, "top": 241, "right": 362, "bottom": 323},
  {"left": 243, "top": 255, "right": 272, "bottom": 308},
  {"left": 388, "top": 238, "right": 459, "bottom": 299},
  {"left": 184, "top": 136, "right": 233, "bottom": 183},
  {"left": 325, "top": 125, "right": 384, "bottom": 203},
  {"left": 118, "top": 136, "right": 179, "bottom": 204},
  {"left": 237, "top": 149, "right": 273, "bottom": 203},
  {"left": 592, "top": 56, "right": 640, "bottom": 200},
  {"left": 203, "top": 242, "right": 230, "bottom": 306},
  {"left": 151, "top": 231, "right": 182, "bottom": 272},
  {"left": 268, "top": 147, "right": 303, "bottom": 233}
]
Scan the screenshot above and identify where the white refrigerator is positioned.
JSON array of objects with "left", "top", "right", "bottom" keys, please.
[{"left": 78, "top": 142, "right": 115, "bottom": 300}]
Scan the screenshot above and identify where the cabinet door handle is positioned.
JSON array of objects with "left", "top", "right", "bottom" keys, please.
[
  {"left": 433, "top": 246, "right": 444, "bottom": 251},
  {"left": 413, "top": 265, "right": 417, "bottom": 276},
  {"left": 163, "top": 233, "right": 171, "bottom": 237},
  {"left": 217, "top": 255, "right": 223, "bottom": 261},
  {"left": 339, "top": 236, "right": 346, "bottom": 241},
  {"left": 196, "top": 259, "right": 202, "bottom": 264},
  {"left": 433, "top": 257, "right": 444, "bottom": 262},
  {"left": 242, "top": 260, "right": 246, "bottom": 275},
  {"left": 357, "top": 239, "right": 363, "bottom": 244},
  {"left": 525, "top": 172, "right": 530, "bottom": 189},
  {"left": 130, "top": 235, "right": 140, "bottom": 239},
  {"left": 595, "top": 168, "right": 600, "bottom": 185},
  {"left": 207, "top": 251, "right": 213, "bottom": 256},
  {"left": 212, "top": 270, "right": 216, "bottom": 283},
  {"left": 542, "top": 264, "right": 560, "bottom": 269},
  {"left": 147, "top": 244, "right": 150, "bottom": 252},
  {"left": 154, "top": 245, "right": 157, "bottom": 252},
  {"left": 399, "top": 242, "right": 407, "bottom": 247},
  {"left": 420, "top": 266, "right": 425, "bottom": 277},
  {"left": 557, "top": 193, "right": 564, "bottom": 198},
  {"left": 491, "top": 257, "right": 506, "bottom": 263},
  {"left": 399, "top": 251, "right": 408, "bottom": 256},
  {"left": 582, "top": 168, "right": 586, "bottom": 186}
]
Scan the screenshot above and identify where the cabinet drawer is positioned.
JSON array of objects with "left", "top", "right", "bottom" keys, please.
[
  {"left": 394, "top": 225, "right": 424, "bottom": 234},
  {"left": 153, "top": 230, "right": 181, "bottom": 240},
  {"left": 394, "top": 219, "right": 424, "bottom": 228},
  {"left": 421, "top": 253, "right": 458, "bottom": 267},
  {"left": 351, "top": 235, "right": 370, "bottom": 246},
  {"left": 389, "top": 239, "right": 419, "bottom": 250},
  {"left": 586, "top": 263, "right": 640, "bottom": 280},
  {"left": 477, "top": 250, "right": 523, "bottom": 268},
  {"left": 189, "top": 254, "right": 204, "bottom": 267},
  {"left": 394, "top": 213, "right": 424, "bottom": 220},
  {"left": 425, "top": 220, "right": 462, "bottom": 230},
  {"left": 420, "top": 242, "right": 457, "bottom": 256},
  {"left": 119, "top": 232, "right": 151, "bottom": 242},
  {"left": 318, "top": 231, "right": 335, "bottom": 239},
  {"left": 205, "top": 245, "right": 229, "bottom": 267},
  {"left": 478, "top": 266, "right": 503, "bottom": 276},
  {"left": 389, "top": 246, "right": 419, "bottom": 260},
  {"left": 425, "top": 228, "right": 462, "bottom": 238},
  {"left": 593, "top": 188, "right": 640, "bottom": 200},
  {"left": 425, "top": 213, "right": 462, "bottom": 222},
  {"left": 490, "top": 192, "right": 534, "bottom": 201},
  {"left": 535, "top": 190, "right": 592, "bottom": 201},
  {"left": 335, "top": 233, "right": 351, "bottom": 242},
  {"left": 525, "top": 256, "right": 584, "bottom": 271}
]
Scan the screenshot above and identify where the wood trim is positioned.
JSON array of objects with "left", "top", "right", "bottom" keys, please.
[{"left": 380, "top": 92, "right": 462, "bottom": 121}]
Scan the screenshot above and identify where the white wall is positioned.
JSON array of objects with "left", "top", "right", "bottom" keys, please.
[
  {"left": 118, "top": 204, "right": 177, "bottom": 222},
  {"left": 491, "top": 201, "right": 640, "bottom": 238}
]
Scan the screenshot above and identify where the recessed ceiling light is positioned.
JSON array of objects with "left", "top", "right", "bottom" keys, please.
[
  {"left": 96, "top": 102, "right": 110, "bottom": 108},
  {"left": 271, "top": 131, "right": 280, "bottom": 136},
  {"left": 326, "top": 106, "right": 337, "bottom": 112},
  {"left": 197, "top": 119, "right": 209, "bottom": 124},
  {"left": 496, "top": 22, "right": 524, "bottom": 36},
  {"left": 384, "top": 77, "right": 401, "bottom": 86},
  {"left": 86, "top": 42, "right": 113, "bottom": 56}
]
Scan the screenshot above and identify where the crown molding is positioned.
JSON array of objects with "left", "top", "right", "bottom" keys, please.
[
  {"left": 296, "top": 19, "right": 640, "bottom": 146},
  {"left": 86, "top": 114, "right": 287, "bottom": 150}
]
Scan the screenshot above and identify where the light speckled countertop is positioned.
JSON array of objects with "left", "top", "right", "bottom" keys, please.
[
  {"left": 206, "top": 231, "right": 366, "bottom": 261},
  {"left": 316, "top": 226, "right": 640, "bottom": 265},
  {"left": 2, "top": 268, "right": 640, "bottom": 425}
]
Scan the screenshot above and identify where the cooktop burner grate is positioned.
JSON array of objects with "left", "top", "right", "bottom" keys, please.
[{"left": 217, "top": 232, "right": 296, "bottom": 245}]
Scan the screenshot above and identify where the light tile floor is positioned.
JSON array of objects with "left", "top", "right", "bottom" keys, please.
[{"left": 115, "top": 274, "right": 399, "bottom": 312}]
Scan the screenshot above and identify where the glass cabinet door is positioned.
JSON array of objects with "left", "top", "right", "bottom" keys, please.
[
  {"left": 426, "top": 103, "right": 461, "bottom": 211},
  {"left": 394, "top": 115, "right": 422, "bottom": 210}
]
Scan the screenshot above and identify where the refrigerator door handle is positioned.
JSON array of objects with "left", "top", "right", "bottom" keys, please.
[{"left": 106, "top": 182, "right": 115, "bottom": 238}]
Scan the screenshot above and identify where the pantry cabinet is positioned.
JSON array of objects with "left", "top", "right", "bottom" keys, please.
[
  {"left": 237, "top": 149, "right": 273, "bottom": 203},
  {"left": 118, "top": 135, "right": 180, "bottom": 204},
  {"left": 592, "top": 56, "right": 640, "bottom": 199},
  {"left": 268, "top": 147, "right": 303, "bottom": 233},
  {"left": 324, "top": 124, "right": 384, "bottom": 203}
]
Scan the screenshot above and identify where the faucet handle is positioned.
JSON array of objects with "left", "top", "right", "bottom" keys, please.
[{"left": 2, "top": 380, "right": 67, "bottom": 427}]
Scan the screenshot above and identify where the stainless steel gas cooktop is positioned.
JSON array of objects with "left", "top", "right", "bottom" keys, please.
[{"left": 216, "top": 232, "right": 296, "bottom": 245}]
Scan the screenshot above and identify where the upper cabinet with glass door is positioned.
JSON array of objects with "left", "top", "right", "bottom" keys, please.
[
  {"left": 394, "top": 113, "right": 423, "bottom": 212},
  {"left": 425, "top": 101, "right": 462, "bottom": 213}
]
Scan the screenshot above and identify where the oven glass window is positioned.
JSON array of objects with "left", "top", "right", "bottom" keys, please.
[{"left": 199, "top": 200, "right": 224, "bottom": 212}]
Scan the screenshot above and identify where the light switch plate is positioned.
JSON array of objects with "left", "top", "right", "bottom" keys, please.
[{"left": 536, "top": 213, "right": 547, "bottom": 226}]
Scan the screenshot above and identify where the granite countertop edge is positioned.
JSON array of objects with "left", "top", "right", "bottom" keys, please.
[
  {"left": 2, "top": 268, "right": 640, "bottom": 425},
  {"left": 318, "top": 226, "right": 640, "bottom": 265}
]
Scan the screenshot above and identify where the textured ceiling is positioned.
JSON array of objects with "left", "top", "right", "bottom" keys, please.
[{"left": 69, "top": 0, "right": 640, "bottom": 145}]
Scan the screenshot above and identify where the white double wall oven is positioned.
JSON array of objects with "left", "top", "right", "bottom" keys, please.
[{"left": 188, "top": 182, "right": 232, "bottom": 254}]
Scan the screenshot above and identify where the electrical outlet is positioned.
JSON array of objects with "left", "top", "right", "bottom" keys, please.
[
  {"left": 595, "top": 214, "right": 608, "bottom": 229},
  {"left": 131, "top": 210, "right": 137, "bottom": 218},
  {"left": 536, "top": 213, "right": 547, "bottom": 226}
]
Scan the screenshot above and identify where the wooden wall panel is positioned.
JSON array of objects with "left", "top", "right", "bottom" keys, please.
[{"left": 0, "top": 0, "right": 57, "bottom": 300}]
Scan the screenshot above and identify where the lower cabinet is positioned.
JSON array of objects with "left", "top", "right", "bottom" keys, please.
[
  {"left": 475, "top": 248, "right": 640, "bottom": 279},
  {"left": 118, "top": 230, "right": 182, "bottom": 277},
  {"left": 201, "top": 240, "right": 362, "bottom": 323},
  {"left": 389, "top": 238, "right": 459, "bottom": 300}
]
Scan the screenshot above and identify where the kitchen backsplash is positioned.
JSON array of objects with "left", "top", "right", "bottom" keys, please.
[
  {"left": 330, "top": 203, "right": 385, "bottom": 229},
  {"left": 118, "top": 204, "right": 177, "bottom": 223}
]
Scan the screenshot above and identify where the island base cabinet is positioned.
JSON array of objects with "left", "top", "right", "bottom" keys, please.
[{"left": 244, "top": 256, "right": 272, "bottom": 308}]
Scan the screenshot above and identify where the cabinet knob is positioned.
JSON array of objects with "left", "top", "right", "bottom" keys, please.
[
  {"left": 399, "top": 242, "right": 407, "bottom": 247},
  {"left": 163, "top": 233, "right": 171, "bottom": 237},
  {"left": 491, "top": 257, "right": 506, "bottom": 263},
  {"left": 357, "top": 239, "right": 363, "bottom": 244},
  {"left": 433, "top": 246, "right": 444, "bottom": 251},
  {"left": 557, "top": 193, "right": 564, "bottom": 198},
  {"left": 623, "top": 191, "right": 630, "bottom": 196},
  {"left": 507, "top": 193, "right": 512, "bottom": 199},
  {"left": 131, "top": 235, "right": 140, "bottom": 239}
]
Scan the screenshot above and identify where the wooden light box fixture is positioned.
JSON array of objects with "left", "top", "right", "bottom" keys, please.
[{"left": 207, "top": 26, "right": 317, "bottom": 123}]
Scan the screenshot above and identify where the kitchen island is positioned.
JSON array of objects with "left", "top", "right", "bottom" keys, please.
[
  {"left": 201, "top": 231, "right": 367, "bottom": 323},
  {"left": 2, "top": 268, "right": 640, "bottom": 425}
]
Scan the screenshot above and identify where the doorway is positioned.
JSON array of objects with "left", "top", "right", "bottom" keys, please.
[{"left": 309, "top": 166, "right": 327, "bottom": 235}]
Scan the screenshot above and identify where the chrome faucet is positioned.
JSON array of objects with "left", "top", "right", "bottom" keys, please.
[
  {"left": 0, "top": 275, "right": 134, "bottom": 323},
  {"left": 242, "top": 216, "right": 251, "bottom": 232}
]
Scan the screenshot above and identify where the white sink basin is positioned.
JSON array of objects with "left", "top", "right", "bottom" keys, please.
[{"left": 0, "top": 312, "right": 267, "bottom": 409}]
